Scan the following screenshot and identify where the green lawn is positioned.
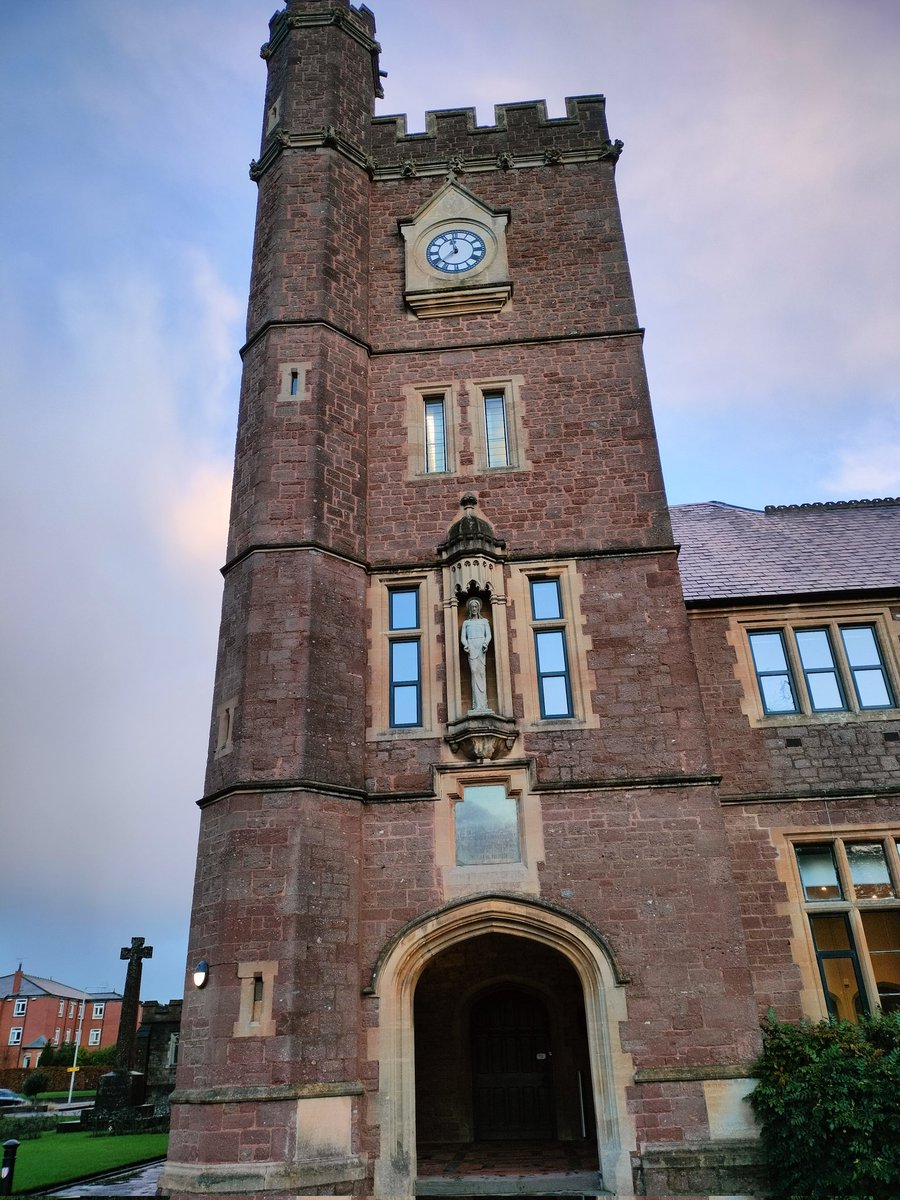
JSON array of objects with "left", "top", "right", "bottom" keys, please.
[
  {"left": 34, "top": 1090, "right": 96, "bottom": 1101},
  {"left": 11, "top": 1130, "right": 168, "bottom": 1193}
]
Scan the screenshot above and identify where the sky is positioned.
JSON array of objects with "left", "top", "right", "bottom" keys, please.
[{"left": 1, "top": 0, "right": 899, "bottom": 1004}]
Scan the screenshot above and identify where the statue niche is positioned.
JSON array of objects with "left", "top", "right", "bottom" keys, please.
[
  {"left": 459, "top": 594, "right": 495, "bottom": 714},
  {"left": 440, "top": 494, "right": 518, "bottom": 762}
]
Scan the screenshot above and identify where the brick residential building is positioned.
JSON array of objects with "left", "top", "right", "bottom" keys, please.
[
  {"left": 164, "top": 3, "right": 900, "bottom": 1196},
  {"left": 0, "top": 968, "right": 127, "bottom": 1070}
]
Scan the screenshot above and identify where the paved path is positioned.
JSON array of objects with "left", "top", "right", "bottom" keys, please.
[{"left": 44, "top": 1158, "right": 166, "bottom": 1196}]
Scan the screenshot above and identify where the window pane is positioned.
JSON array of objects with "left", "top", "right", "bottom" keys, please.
[
  {"left": 390, "top": 640, "right": 419, "bottom": 682},
  {"left": 749, "top": 631, "right": 789, "bottom": 673},
  {"left": 484, "top": 393, "right": 509, "bottom": 468},
  {"left": 806, "top": 671, "right": 845, "bottom": 711},
  {"left": 841, "top": 626, "right": 880, "bottom": 667},
  {"left": 390, "top": 589, "right": 418, "bottom": 630},
  {"left": 796, "top": 629, "right": 836, "bottom": 671},
  {"left": 861, "top": 911, "right": 900, "bottom": 1013},
  {"left": 759, "top": 674, "right": 798, "bottom": 714},
  {"left": 853, "top": 668, "right": 891, "bottom": 709},
  {"left": 536, "top": 630, "right": 566, "bottom": 673},
  {"left": 391, "top": 684, "right": 419, "bottom": 726},
  {"left": 818, "top": 954, "right": 867, "bottom": 1021},
  {"left": 530, "top": 579, "right": 562, "bottom": 621},
  {"left": 541, "top": 675, "right": 571, "bottom": 717},
  {"left": 455, "top": 784, "right": 520, "bottom": 865},
  {"left": 796, "top": 845, "right": 843, "bottom": 901},
  {"left": 809, "top": 912, "right": 853, "bottom": 951},
  {"left": 847, "top": 843, "right": 894, "bottom": 899},
  {"left": 424, "top": 398, "right": 446, "bottom": 473}
]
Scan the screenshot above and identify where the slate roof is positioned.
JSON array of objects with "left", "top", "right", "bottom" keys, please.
[
  {"left": 670, "top": 499, "right": 900, "bottom": 603},
  {"left": 0, "top": 973, "right": 122, "bottom": 1001}
]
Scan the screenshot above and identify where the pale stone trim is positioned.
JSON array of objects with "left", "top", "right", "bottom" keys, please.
[
  {"left": 433, "top": 766, "right": 543, "bottom": 900},
  {"left": 161, "top": 1156, "right": 365, "bottom": 1195},
  {"left": 214, "top": 696, "right": 236, "bottom": 759},
  {"left": 233, "top": 960, "right": 277, "bottom": 1038},
  {"left": 276, "top": 361, "right": 310, "bottom": 404},
  {"left": 404, "top": 380, "right": 457, "bottom": 479},
  {"left": 507, "top": 560, "right": 600, "bottom": 730},
  {"left": 171, "top": 1081, "right": 363, "bottom": 1105},
  {"left": 713, "top": 600, "right": 900, "bottom": 728},
  {"left": 369, "top": 895, "right": 636, "bottom": 1198},
  {"left": 367, "top": 570, "right": 438, "bottom": 741},
  {"left": 466, "top": 374, "right": 530, "bottom": 473}
]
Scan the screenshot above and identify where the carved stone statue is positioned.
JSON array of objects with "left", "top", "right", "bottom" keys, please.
[{"left": 461, "top": 597, "right": 492, "bottom": 712}]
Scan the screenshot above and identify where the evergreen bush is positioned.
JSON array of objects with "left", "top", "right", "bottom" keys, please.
[{"left": 749, "top": 1011, "right": 900, "bottom": 1200}]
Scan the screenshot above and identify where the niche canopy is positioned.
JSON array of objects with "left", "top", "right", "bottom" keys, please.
[{"left": 400, "top": 180, "right": 512, "bottom": 318}]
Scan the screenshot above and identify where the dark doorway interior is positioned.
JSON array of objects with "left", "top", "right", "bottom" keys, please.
[{"left": 414, "top": 932, "right": 596, "bottom": 1155}]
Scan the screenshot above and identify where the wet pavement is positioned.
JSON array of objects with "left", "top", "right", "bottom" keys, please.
[{"left": 42, "top": 1157, "right": 166, "bottom": 1196}]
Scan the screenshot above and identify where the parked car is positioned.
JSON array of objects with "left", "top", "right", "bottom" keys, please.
[{"left": 0, "top": 1088, "right": 27, "bottom": 1108}]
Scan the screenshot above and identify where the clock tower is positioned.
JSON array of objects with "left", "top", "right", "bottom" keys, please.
[{"left": 164, "top": 2, "right": 763, "bottom": 1197}]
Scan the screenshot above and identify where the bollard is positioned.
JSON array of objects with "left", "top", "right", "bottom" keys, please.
[{"left": 0, "top": 1140, "right": 19, "bottom": 1197}]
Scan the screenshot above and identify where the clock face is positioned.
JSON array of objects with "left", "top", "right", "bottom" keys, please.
[{"left": 425, "top": 229, "right": 487, "bottom": 274}]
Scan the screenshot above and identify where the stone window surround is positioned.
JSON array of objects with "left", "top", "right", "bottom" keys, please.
[
  {"left": 368, "top": 571, "right": 438, "bottom": 741},
  {"left": 772, "top": 823, "right": 900, "bottom": 1021},
  {"left": 404, "top": 374, "right": 529, "bottom": 481},
  {"left": 507, "top": 560, "right": 599, "bottom": 730},
  {"left": 433, "top": 764, "right": 544, "bottom": 900},
  {"left": 214, "top": 696, "right": 237, "bottom": 759},
  {"left": 233, "top": 960, "right": 278, "bottom": 1038},
  {"left": 725, "top": 601, "right": 899, "bottom": 728},
  {"left": 276, "top": 360, "right": 311, "bottom": 404}
]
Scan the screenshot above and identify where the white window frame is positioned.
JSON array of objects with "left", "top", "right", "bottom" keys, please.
[
  {"left": 88, "top": 1028, "right": 102, "bottom": 1046},
  {"left": 92, "top": 1002, "right": 105, "bottom": 1020},
  {"left": 14, "top": 999, "right": 27, "bottom": 1016},
  {"left": 8, "top": 1028, "right": 22, "bottom": 1045}
]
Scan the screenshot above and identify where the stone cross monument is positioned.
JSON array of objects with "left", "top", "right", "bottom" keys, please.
[{"left": 115, "top": 936, "right": 153, "bottom": 1071}]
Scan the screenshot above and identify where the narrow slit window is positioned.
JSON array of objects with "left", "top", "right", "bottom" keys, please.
[
  {"left": 483, "top": 391, "right": 510, "bottom": 468},
  {"left": 290, "top": 369, "right": 299, "bottom": 396},
  {"left": 251, "top": 975, "right": 264, "bottom": 1024},
  {"left": 529, "top": 578, "right": 573, "bottom": 719},
  {"left": 389, "top": 587, "right": 422, "bottom": 727},
  {"left": 424, "top": 395, "right": 447, "bottom": 473}
]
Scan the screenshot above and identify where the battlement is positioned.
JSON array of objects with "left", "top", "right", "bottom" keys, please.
[{"left": 371, "top": 95, "right": 612, "bottom": 170}]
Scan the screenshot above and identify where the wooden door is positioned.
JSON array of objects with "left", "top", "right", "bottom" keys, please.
[{"left": 471, "top": 988, "right": 555, "bottom": 1139}]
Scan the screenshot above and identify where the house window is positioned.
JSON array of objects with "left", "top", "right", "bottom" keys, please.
[
  {"left": 14, "top": 999, "right": 27, "bottom": 1016},
  {"left": 749, "top": 622, "right": 895, "bottom": 717},
  {"left": 68, "top": 1002, "right": 75, "bottom": 1018},
  {"left": 58, "top": 999, "right": 65, "bottom": 1016},
  {"left": 54, "top": 1028, "right": 61, "bottom": 1044},
  {"left": 423, "top": 394, "right": 448, "bottom": 473},
  {"left": 92, "top": 1003, "right": 105, "bottom": 1020},
  {"left": 389, "top": 587, "right": 422, "bottom": 727},
  {"left": 794, "top": 836, "right": 900, "bottom": 1020},
  {"left": 483, "top": 391, "right": 510, "bottom": 468},
  {"left": 529, "top": 578, "right": 573, "bottom": 718},
  {"left": 454, "top": 783, "right": 520, "bottom": 866},
  {"left": 8, "top": 1028, "right": 22, "bottom": 1045},
  {"left": 88, "top": 1028, "right": 101, "bottom": 1046}
]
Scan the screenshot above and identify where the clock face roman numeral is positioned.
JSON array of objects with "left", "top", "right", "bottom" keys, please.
[{"left": 425, "top": 229, "right": 487, "bottom": 274}]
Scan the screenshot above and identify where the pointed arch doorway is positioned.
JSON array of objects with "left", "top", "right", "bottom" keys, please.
[{"left": 370, "top": 897, "right": 636, "bottom": 1198}]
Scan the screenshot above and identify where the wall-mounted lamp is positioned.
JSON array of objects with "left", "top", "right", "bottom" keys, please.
[{"left": 192, "top": 960, "right": 210, "bottom": 989}]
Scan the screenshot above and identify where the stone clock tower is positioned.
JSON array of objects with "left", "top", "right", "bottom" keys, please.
[{"left": 164, "top": 2, "right": 763, "bottom": 1196}]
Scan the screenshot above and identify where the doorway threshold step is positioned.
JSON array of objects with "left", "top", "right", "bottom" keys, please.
[{"left": 416, "top": 1173, "right": 609, "bottom": 1196}]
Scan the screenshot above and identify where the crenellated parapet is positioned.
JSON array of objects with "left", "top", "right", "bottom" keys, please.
[{"left": 371, "top": 96, "right": 622, "bottom": 180}]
